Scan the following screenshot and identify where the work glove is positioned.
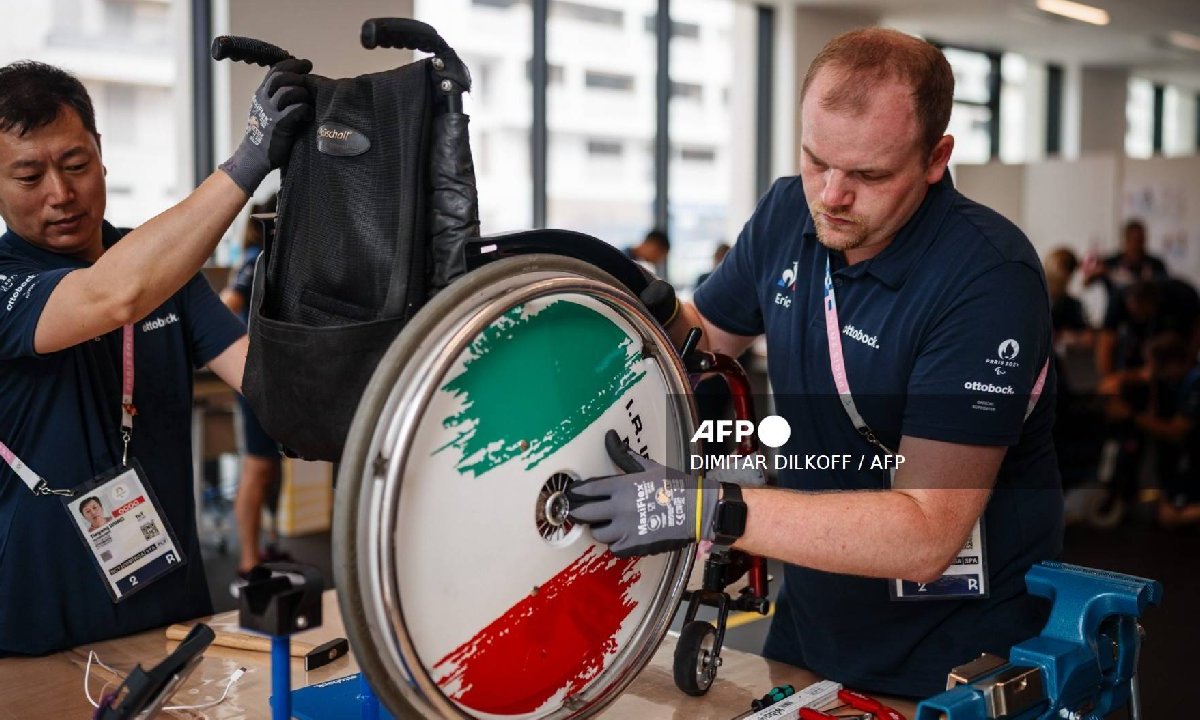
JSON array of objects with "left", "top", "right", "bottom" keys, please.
[
  {"left": 631, "top": 263, "right": 679, "bottom": 327},
  {"left": 641, "top": 278, "right": 680, "bottom": 327},
  {"left": 219, "top": 58, "right": 314, "bottom": 195},
  {"left": 567, "top": 430, "right": 719, "bottom": 558}
]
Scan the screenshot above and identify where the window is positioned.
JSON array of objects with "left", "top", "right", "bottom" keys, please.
[
  {"left": 941, "top": 45, "right": 999, "bottom": 165},
  {"left": 679, "top": 147, "right": 716, "bottom": 163},
  {"left": 1161, "top": 86, "right": 1197, "bottom": 156},
  {"left": 547, "top": 0, "right": 654, "bottom": 247},
  {"left": 104, "top": 1, "right": 135, "bottom": 37},
  {"left": 552, "top": 1, "right": 622, "bottom": 27},
  {"left": 1, "top": 0, "right": 187, "bottom": 237},
  {"left": 525, "top": 61, "right": 565, "bottom": 85},
  {"left": 415, "top": 0, "right": 532, "bottom": 232},
  {"left": 999, "top": 53, "right": 1038, "bottom": 164},
  {"left": 670, "top": 81, "right": 702, "bottom": 101},
  {"left": 644, "top": 16, "right": 701, "bottom": 39},
  {"left": 1126, "top": 78, "right": 1155, "bottom": 159},
  {"left": 104, "top": 84, "right": 138, "bottom": 146},
  {"left": 585, "top": 71, "right": 634, "bottom": 92},
  {"left": 587, "top": 139, "right": 623, "bottom": 157},
  {"left": 667, "top": 0, "right": 735, "bottom": 288}
]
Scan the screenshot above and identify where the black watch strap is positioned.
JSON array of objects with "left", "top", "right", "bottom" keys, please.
[{"left": 713, "top": 481, "right": 748, "bottom": 545}]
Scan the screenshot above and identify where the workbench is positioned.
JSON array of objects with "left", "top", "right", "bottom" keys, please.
[{"left": 0, "top": 591, "right": 917, "bottom": 719}]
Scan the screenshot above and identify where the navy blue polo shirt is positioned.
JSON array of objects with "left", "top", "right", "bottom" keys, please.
[
  {"left": 0, "top": 222, "right": 245, "bottom": 655},
  {"left": 695, "top": 174, "right": 1063, "bottom": 698}
]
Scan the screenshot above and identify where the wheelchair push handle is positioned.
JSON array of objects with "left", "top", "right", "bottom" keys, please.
[
  {"left": 361, "top": 17, "right": 452, "bottom": 55},
  {"left": 210, "top": 35, "right": 293, "bottom": 66}
]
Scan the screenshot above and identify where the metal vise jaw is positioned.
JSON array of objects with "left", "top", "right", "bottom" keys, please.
[{"left": 914, "top": 561, "right": 1162, "bottom": 720}]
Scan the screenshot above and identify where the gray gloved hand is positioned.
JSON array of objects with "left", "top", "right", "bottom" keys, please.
[
  {"left": 567, "top": 430, "right": 719, "bottom": 558},
  {"left": 219, "top": 58, "right": 314, "bottom": 195}
]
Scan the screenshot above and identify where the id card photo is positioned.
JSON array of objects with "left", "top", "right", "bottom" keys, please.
[{"left": 67, "top": 463, "right": 184, "bottom": 602}]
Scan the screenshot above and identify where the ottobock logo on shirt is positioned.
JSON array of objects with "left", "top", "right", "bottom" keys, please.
[
  {"left": 773, "top": 261, "right": 798, "bottom": 308},
  {"left": 142, "top": 313, "right": 180, "bottom": 332},
  {"left": 964, "top": 380, "right": 1015, "bottom": 394},
  {"left": 842, "top": 324, "right": 880, "bottom": 350},
  {"left": 4, "top": 274, "right": 35, "bottom": 312}
]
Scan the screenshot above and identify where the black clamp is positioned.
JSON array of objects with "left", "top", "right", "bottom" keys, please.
[{"left": 238, "top": 562, "right": 324, "bottom": 637}]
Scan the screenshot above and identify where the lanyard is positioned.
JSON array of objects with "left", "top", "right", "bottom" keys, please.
[
  {"left": 822, "top": 257, "right": 1048, "bottom": 455},
  {"left": 0, "top": 325, "right": 136, "bottom": 496}
]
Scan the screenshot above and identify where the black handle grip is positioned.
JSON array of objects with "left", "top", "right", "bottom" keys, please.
[
  {"left": 361, "top": 18, "right": 451, "bottom": 55},
  {"left": 210, "top": 35, "right": 292, "bottom": 66}
]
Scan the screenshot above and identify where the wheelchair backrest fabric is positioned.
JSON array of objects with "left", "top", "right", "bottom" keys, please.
[{"left": 243, "top": 51, "right": 478, "bottom": 462}]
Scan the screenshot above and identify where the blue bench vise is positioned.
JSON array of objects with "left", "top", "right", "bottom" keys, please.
[{"left": 915, "top": 561, "right": 1162, "bottom": 720}]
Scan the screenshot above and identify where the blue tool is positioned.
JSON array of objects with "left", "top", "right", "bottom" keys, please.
[{"left": 915, "top": 561, "right": 1162, "bottom": 720}]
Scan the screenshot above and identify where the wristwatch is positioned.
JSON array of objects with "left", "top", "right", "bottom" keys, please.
[{"left": 712, "top": 481, "right": 748, "bottom": 546}]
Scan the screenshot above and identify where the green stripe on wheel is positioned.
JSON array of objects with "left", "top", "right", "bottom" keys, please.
[{"left": 437, "top": 300, "right": 646, "bottom": 477}]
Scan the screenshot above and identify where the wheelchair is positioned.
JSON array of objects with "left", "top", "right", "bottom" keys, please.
[{"left": 217, "top": 20, "right": 768, "bottom": 719}]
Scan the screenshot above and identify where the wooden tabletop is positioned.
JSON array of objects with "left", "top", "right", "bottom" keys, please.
[{"left": 0, "top": 591, "right": 917, "bottom": 719}]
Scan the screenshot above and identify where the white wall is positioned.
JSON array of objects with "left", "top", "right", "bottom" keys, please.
[
  {"left": 956, "top": 162, "right": 1024, "bottom": 228},
  {"left": 957, "top": 153, "right": 1200, "bottom": 294}
]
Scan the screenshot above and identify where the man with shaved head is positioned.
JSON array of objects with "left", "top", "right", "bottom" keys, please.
[{"left": 571, "top": 28, "right": 1062, "bottom": 697}]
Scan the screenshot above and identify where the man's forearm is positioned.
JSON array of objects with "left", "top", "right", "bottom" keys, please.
[
  {"left": 735, "top": 486, "right": 980, "bottom": 583},
  {"left": 95, "top": 172, "right": 247, "bottom": 320},
  {"left": 34, "top": 172, "right": 249, "bottom": 354},
  {"left": 665, "top": 301, "right": 756, "bottom": 358}
]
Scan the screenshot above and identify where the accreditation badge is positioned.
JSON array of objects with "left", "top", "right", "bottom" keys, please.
[
  {"left": 63, "top": 459, "right": 186, "bottom": 602},
  {"left": 890, "top": 517, "right": 988, "bottom": 601}
]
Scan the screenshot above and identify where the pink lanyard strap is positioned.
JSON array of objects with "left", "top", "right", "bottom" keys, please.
[
  {"left": 1, "top": 325, "right": 135, "bottom": 496},
  {"left": 823, "top": 257, "right": 1048, "bottom": 455},
  {"left": 120, "top": 323, "right": 136, "bottom": 466}
]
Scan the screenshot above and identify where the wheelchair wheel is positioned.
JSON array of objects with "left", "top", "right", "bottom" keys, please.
[
  {"left": 673, "top": 621, "right": 719, "bottom": 696},
  {"left": 334, "top": 254, "right": 698, "bottom": 718}
]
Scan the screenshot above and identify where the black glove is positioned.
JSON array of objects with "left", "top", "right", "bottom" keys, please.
[
  {"left": 640, "top": 278, "right": 680, "bottom": 327},
  {"left": 567, "top": 430, "right": 718, "bottom": 558},
  {"left": 219, "top": 58, "right": 314, "bottom": 195}
]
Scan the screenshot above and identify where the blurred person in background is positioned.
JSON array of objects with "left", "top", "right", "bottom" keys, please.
[
  {"left": 695, "top": 242, "right": 731, "bottom": 290},
  {"left": 1101, "top": 332, "right": 1200, "bottom": 528},
  {"left": 1044, "top": 247, "right": 1103, "bottom": 494},
  {"left": 1083, "top": 219, "right": 1167, "bottom": 294},
  {"left": 625, "top": 228, "right": 670, "bottom": 273},
  {"left": 1045, "top": 247, "right": 1092, "bottom": 349}
]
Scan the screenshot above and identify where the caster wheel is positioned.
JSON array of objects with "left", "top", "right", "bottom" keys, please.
[{"left": 674, "top": 620, "right": 719, "bottom": 696}]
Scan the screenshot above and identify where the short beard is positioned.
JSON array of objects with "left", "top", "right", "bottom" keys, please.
[{"left": 810, "top": 203, "right": 867, "bottom": 251}]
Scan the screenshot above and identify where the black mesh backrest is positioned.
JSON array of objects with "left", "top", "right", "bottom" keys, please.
[{"left": 266, "top": 61, "right": 433, "bottom": 327}]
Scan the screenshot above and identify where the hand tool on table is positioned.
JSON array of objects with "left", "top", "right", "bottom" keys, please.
[
  {"left": 798, "top": 688, "right": 905, "bottom": 720},
  {"left": 752, "top": 684, "right": 796, "bottom": 711},
  {"left": 740, "top": 680, "right": 842, "bottom": 720},
  {"left": 915, "top": 562, "right": 1162, "bottom": 720},
  {"left": 166, "top": 623, "right": 349, "bottom": 671}
]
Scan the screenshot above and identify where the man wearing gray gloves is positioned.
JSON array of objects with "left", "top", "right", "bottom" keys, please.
[
  {"left": 570, "top": 28, "right": 1061, "bottom": 699},
  {"left": 0, "top": 59, "right": 311, "bottom": 654}
]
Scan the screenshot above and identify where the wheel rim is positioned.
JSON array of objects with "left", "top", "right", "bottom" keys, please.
[
  {"left": 336, "top": 255, "right": 697, "bottom": 719},
  {"left": 695, "top": 627, "right": 717, "bottom": 689}
]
